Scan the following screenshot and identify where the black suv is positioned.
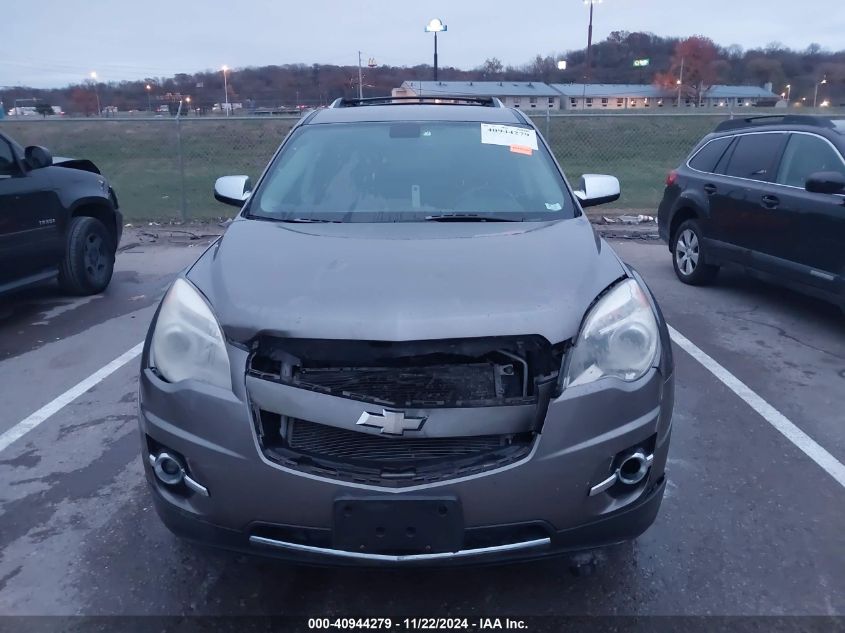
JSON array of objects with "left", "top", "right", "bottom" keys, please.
[
  {"left": 657, "top": 115, "right": 845, "bottom": 309},
  {"left": 0, "top": 131, "right": 122, "bottom": 296}
]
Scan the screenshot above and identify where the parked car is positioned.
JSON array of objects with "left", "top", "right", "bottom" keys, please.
[
  {"left": 0, "top": 132, "right": 122, "bottom": 296},
  {"left": 139, "top": 96, "right": 674, "bottom": 568},
  {"left": 658, "top": 115, "right": 845, "bottom": 310}
]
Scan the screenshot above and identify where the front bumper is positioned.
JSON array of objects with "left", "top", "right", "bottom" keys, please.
[
  {"left": 138, "top": 346, "right": 673, "bottom": 566},
  {"left": 149, "top": 475, "right": 665, "bottom": 566}
]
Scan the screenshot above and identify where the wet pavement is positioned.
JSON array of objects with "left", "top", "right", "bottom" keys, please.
[{"left": 0, "top": 233, "right": 843, "bottom": 620}]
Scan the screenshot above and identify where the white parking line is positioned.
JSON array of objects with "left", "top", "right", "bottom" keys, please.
[
  {"left": 668, "top": 325, "right": 845, "bottom": 490},
  {"left": 0, "top": 342, "right": 144, "bottom": 454}
]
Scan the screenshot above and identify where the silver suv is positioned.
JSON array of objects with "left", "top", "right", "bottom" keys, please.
[{"left": 138, "top": 96, "right": 674, "bottom": 566}]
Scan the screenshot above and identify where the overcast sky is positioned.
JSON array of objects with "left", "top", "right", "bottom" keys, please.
[{"left": 3, "top": 0, "right": 844, "bottom": 88}]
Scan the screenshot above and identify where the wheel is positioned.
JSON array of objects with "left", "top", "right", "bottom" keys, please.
[
  {"left": 671, "top": 219, "right": 718, "bottom": 286},
  {"left": 58, "top": 216, "right": 116, "bottom": 295}
]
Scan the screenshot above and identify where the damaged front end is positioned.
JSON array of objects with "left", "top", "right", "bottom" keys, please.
[
  {"left": 245, "top": 335, "right": 567, "bottom": 487},
  {"left": 52, "top": 157, "right": 102, "bottom": 174}
]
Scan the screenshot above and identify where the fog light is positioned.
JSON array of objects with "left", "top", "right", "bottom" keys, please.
[
  {"left": 616, "top": 451, "right": 652, "bottom": 486},
  {"left": 152, "top": 452, "right": 185, "bottom": 485},
  {"left": 589, "top": 449, "right": 654, "bottom": 496},
  {"left": 148, "top": 451, "right": 209, "bottom": 496}
]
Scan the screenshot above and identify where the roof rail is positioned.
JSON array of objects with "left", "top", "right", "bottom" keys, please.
[
  {"left": 715, "top": 115, "right": 835, "bottom": 132},
  {"left": 330, "top": 95, "right": 504, "bottom": 108}
]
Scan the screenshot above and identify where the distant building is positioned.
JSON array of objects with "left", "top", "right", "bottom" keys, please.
[
  {"left": 552, "top": 83, "right": 781, "bottom": 110},
  {"left": 703, "top": 84, "right": 781, "bottom": 108},
  {"left": 393, "top": 81, "right": 560, "bottom": 110},
  {"left": 393, "top": 81, "right": 781, "bottom": 111},
  {"left": 8, "top": 106, "right": 41, "bottom": 116}
]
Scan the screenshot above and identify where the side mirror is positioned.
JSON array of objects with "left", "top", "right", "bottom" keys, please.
[
  {"left": 214, "top": 175, "right": 252, "bottom": 207},
  {"left": 24, "top": 145, "right": 53, "bottom": 170},
  {"left": 805, "top": 171, "right": 845, "bottom": 195},
  {"left": 574, "top": 174, "right": 621, "bottom": 208}
]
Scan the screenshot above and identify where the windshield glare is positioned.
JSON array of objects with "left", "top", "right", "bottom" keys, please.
[{"left": 249, "top": 121, "right": 573, "bottom": 222}]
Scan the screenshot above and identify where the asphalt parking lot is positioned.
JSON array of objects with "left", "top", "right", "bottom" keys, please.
[{"left": 0, "top": 230, "right": 843, "bottom": 619}]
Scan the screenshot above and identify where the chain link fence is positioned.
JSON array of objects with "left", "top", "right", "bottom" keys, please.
[
  {"left": 2, "top": 112, "right": 735, "bottom": 220},
  {"left": 529, "top": 112, "right": 731, "bottom": 210}
]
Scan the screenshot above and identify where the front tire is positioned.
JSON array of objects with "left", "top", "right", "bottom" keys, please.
[
  {"left": 671, "top": 219, "right": 718, "bottom": 286},
  {"left": 58, "top": 216, "right": 116, "bottom": 295}
]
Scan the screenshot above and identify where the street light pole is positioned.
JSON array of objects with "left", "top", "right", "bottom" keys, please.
[
  {"left": 146, "top": 84, "right": 152, "bottom": 113},
  {"left": 89, "top": 72, "right": 101, "bottom": 117},
  {"left": 585, "top": 0, "right": 596, "bottom": 84},
  {"left": 785, "top": 84, "right": 791, "bottom": 103},
  {"left": 813, "top": 77, "right": 827, "bottom": 109},
  {"left": 582, "top": 0, "right": 603, "bottom": 108},
  {"left": 424, "top": 19, "right": 447, "bottom": 82},
  {"left": 222, "top": 65, "right": 230, "bottom": 116},
  {"left": 434, "top": 31, "right": 438, "bottom": 81},
  {"left": 676, "top": 57, "right": 685, "bottom": 108}
]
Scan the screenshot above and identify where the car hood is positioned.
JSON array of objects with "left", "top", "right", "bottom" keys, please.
[
  {"left": 187, "top": 216, "right": 626, "bottom": 344},
  {"left": 52, "top": 156, "right": 101, "bottom": 175}
]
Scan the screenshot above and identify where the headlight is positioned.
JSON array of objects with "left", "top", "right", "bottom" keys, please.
[
  {"left": 563, "top": 278, "right": 659, "bottom": 388},
  {"left": 149, "top": 278, "right": 231, "bottom": 390}
]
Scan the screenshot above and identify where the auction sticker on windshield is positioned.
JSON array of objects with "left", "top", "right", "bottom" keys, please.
[{"left": 480, "top": 123, "right": 538, "bottom": 150}]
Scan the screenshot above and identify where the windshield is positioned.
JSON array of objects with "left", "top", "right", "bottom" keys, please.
[{"left": 248, "top": 121, "right": 574, "bottom": 222}]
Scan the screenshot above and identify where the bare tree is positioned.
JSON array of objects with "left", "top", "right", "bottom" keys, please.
[{"left": 480, "top": 58, "right": 504, "bottom": 78}]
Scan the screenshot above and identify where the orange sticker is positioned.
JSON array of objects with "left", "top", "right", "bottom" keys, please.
[{"left": 510, "top": 145, "right": 533, "bottom": 155}]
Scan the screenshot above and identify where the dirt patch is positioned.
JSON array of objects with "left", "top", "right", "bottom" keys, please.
[{"left": 120, "top": 221, "right": 225, "bottom": 249}]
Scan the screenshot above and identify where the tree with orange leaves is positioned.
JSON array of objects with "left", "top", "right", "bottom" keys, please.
[{"left": 654, "top": 36, "right": 719, "bottom": 106}]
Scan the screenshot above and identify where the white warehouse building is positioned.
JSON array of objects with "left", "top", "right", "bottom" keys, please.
[
  {"left": 392, "top": 81, "right": 561, "bottom": 110},
  {"left": 393, "top": 81, "right": 781, "bottom": 111},
  {"left": 552, "top": 83, "right": 781, "bottom": 110}
]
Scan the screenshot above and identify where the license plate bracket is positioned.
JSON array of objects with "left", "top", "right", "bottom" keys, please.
[{"left": 332, "top": 497, "right": 464, "bottom": 554}]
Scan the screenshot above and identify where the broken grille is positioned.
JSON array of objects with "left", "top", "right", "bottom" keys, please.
[
  {"left": 248, "top": 335, "right": 563, "bottom": 409},
  {"left": 293, "top": 363, "right": 512, "bottom": 407}
]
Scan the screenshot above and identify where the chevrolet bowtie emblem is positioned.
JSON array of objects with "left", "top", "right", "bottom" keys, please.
[{"left": 356, "top": 409, "right": 426, "bottom": 435}]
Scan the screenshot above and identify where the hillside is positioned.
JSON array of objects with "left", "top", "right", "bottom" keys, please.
[{"left": 2, "top": 32, "right": 843, "bottom": 114}]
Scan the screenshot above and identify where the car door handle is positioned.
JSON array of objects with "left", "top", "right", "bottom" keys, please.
[
  {"left": 761, "top": 194, "right": 780, "bottom": 209},
  {"left": 703, "top": 184, "right": 717, "bottom": 195}
]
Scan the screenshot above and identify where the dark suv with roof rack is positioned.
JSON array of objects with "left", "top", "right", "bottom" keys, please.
[
  {"left": 138, "top": 95, "right": 674, "bottom": 568},
  {"left": 657, "top": 115, "right": 845, "bottom": 310}
]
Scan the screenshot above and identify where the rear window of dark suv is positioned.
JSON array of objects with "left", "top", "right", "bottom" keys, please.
[
  {"left": 723, "top": 133, "right": 785, "bottom": 180},
  {"left": 688, "top": 136, "right": 733, "bottom": 173},
  {"left": 689, "top": 132, "right": 787, "bottom": 181}
]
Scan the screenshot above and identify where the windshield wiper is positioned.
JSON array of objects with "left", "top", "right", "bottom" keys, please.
[
  {"left": 424, "top": 214, "right": 521, "bottom": 222},
  {"left": 281, "top": 217, "right": 342, "bottom": 223}
]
